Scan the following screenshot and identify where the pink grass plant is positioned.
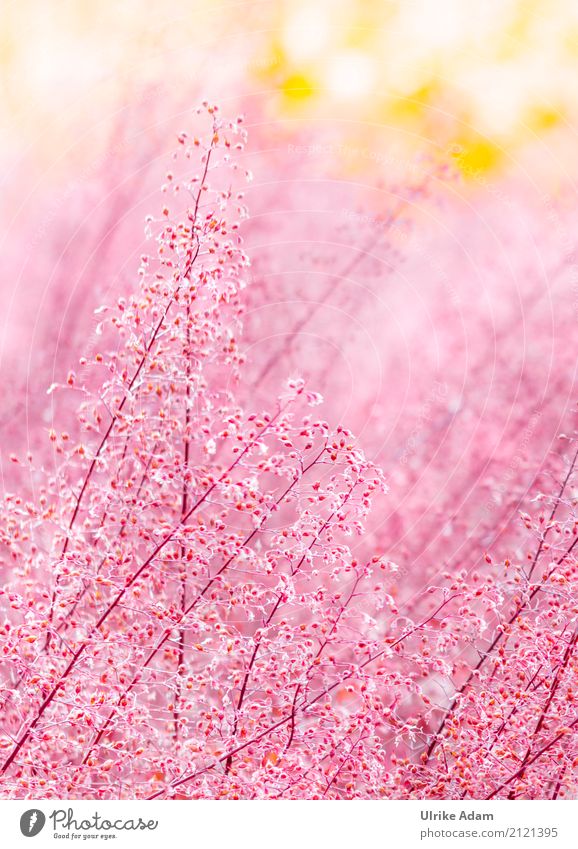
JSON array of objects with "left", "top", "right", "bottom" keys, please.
[{"left": 1, "top": 107, "right": 578, "bottom": 800}]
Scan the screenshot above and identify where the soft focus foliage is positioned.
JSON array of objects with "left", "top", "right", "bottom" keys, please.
[{"left": 1, "top": 107, "right": 578, "bottom": 800}]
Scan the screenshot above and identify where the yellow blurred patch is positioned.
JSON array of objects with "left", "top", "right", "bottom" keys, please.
[
  {"left": 388, "top": 84, "right": 436, "bottom": 121},
  {"left": 251, "top": 41, "right": 285, "bottom": 81},
  {"left": 281, "top": 71, "right": 316, "bottom": 102},
  {"left": 451, "top": 138, "right": 502, "bottom": 176},
  {"left": 527, "top": 106, "right": 561, "bottom": 132}
]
